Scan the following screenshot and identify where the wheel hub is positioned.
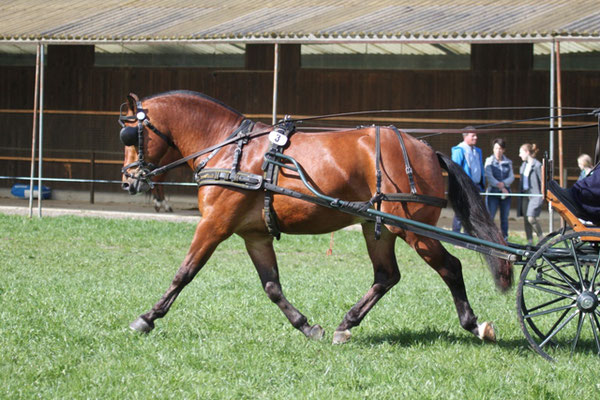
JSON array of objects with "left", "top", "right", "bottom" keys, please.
[{"left": 576, "top": 291, "right": 598, "bottom": 312}]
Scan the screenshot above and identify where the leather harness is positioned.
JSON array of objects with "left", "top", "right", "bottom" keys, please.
[
  {"left": 121, "top": 110, "right": 447, "bottom": 240},
  {"left": 193, "top": 119, "right": 447, "bottom": 240}
]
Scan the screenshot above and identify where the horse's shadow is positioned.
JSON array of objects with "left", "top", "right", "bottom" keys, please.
[{"left": 353, "top": 327, "right": 526, "bottom": 351}]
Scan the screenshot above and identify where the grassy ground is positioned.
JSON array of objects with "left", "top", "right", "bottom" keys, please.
[{"left": 1, "top": 214, "right": 598, "bottom": 399}]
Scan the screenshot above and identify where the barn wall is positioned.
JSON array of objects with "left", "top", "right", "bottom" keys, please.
[{"left": 1, "top": 44, "right": 598, "bottom": 194}]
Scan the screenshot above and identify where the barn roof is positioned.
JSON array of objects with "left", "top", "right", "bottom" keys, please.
[{"left": 1, "top": 0, "right": 599, "bottom": 45}]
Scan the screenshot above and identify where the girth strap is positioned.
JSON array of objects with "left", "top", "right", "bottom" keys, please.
[{"left": 262, "top": 120, "right": 296, "bottom": 240}]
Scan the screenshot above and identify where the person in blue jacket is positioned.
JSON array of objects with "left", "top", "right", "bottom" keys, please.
[
  {"left": 451, "top": 126, "right": 485, "bottom": 234},
  {"left": 484, "top": 138, "right": 514, "bottom": 241}
]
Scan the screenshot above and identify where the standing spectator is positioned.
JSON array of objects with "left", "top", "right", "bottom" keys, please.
[
  {"left": 451, "top": 126, "right": 485, "bottom": 234},
  {"left": 518, "top": 143, "right": 544, "bottom": 245},
  {"left": 484, "top": 138, "right": 514, "bottom": 241},
  {"left": 577, "top": 153, "right": 593, "bottom": 181}
]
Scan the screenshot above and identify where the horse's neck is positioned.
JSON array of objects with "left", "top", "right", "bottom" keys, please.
[{"left": 172, "top": 100, "right": 243, "bottom": 157}]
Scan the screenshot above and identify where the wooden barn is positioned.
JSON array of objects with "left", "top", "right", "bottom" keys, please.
[{"left": 1, "top": 0, "right": 599, "bottom": 199}]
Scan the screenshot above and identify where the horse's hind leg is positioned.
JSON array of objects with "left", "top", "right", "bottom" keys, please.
[
  {"left": 129, "top": 217, "right": 229, "bottom": 333},
  {"left": 243, "top": 233, "right": 324, "bottom": 340},
  {"left": 333, "top": 223, "right": 400, "bottom": 344},
  {"left": 406, "top": 234, "right": 496, "bottom": 342}
]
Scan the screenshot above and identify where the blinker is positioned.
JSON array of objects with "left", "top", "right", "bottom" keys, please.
[{"left": 120, "top": 126, "right": 139, "bottom": 146}]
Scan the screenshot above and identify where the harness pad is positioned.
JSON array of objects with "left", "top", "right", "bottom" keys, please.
[{"left": 195, "top": 168, "right": 263, "bottom": 190}]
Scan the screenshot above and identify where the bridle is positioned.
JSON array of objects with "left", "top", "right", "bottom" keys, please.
[
  {"left": 118, "top": 99, "right": 273, "bottom": 191},
  {"left": 119, "top": 100, "right": 176, "bottom": 189}
]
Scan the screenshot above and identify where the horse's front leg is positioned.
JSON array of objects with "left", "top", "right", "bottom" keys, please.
[
  {"left": 130, "top": 217, "right": 230, "bottom": 333},
  {"left": 243, "top": 233, "right": 324, "bottom": 340},
  {"left": 151, "top": 184, "right": 173, "bottom": 212}
]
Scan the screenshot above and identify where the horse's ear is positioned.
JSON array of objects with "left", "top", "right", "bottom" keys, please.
[{"left": 126, "top": 93, "right": 140, "bottom": 112}]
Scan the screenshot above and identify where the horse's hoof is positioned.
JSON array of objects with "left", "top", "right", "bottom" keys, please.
[
  {"left": 129, "top": 316, "right": 154, "bottom": 333},
  {"left": 332, "top": 329, "right": 352, "bottom": 344},
  {"left": 307, "top": 324, "right": 325, "bottom": 341},
  {"left": 477, "top": 321, "right": 496, "bottom": 342}
]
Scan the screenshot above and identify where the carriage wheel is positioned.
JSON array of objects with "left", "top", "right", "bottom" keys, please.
[
  {"left": 517, "top": 227, "right": 573, "bottom": 340},
  {"left": 516, "top": 230, "right": 600, "bottom": 360},
  {"left": 535, "top": 227, "right": 572, "bottom": 249}
]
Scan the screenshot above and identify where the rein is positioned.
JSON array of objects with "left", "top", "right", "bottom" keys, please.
[
  {"left": 144, "top": 125, "right": 272, "bottom": 179},
  {"left": 120, "top": 101, "right": 600, "bottom": 187}
]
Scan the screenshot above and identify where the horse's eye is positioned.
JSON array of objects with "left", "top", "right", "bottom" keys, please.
[{"left": 120, "top": 126, "right": 139, "bottom": 146}]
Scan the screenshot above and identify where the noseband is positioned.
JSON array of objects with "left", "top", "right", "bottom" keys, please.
[{"left": 119, "top": 100, "right": 176, "bottom": 188}]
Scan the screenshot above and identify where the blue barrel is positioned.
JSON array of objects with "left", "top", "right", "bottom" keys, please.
[{"left": 10, "top": 183, "right": 52, "bottom": 199}]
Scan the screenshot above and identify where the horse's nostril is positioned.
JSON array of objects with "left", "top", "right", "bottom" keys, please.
[{"left": 121, "top": 182, "right": 129, "bottom": 191}]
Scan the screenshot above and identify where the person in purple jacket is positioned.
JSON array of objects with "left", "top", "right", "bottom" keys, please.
[
  {"left": 547, "top": 161, "right": 600, "bottom": 226},
  {"left": 485, "top": 138, "right": 514, "bottom": 241},
  {"left": 451, "top": 127, "right": 485, "bottom": 234},
  {"left": 570, "top": 162, "right": 600, "bottom": 225}
]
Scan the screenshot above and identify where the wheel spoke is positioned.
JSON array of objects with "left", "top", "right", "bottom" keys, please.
[
  {"left": 527, "top": 295, "right": 570, "bottom": 313},
  {"left": 541, "top": 272, "right": 578, "bottom": 290},
  {"left": 590, "top": 313, "right": 600, "bottom": 355},
  {"left": 540, "top": 307, "right": 571, "bottom": 342},
  {"left": 542, "top": 255, "right": 581, "bottom": 294},
  {"left": 524, "top": 280, "right": 575, "bottom": 299},
  {"left": 584, "top": 264, "right": 591, "bottom": 286},
  {"left": 571, "top": 312, "right": 585, "bottom": 355},
  {"left": 590, "top": 251, "right": 600, "bottom": 289},
  {"left": 524, "top": 302, "right": 577, "bottom": 319},
  {"left": 540, "top": 310, "right": 579, "bottom": 348},
  {"left": 569, "top": 238, "right": 586, "bottom": 286},
  {"left": 544, "top": 263, "right": 580, "bottom": 288}
]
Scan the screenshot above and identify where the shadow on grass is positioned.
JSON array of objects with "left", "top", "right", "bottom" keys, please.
[{"left": 353, "top": 327, "right": 527, "bottom": 352}]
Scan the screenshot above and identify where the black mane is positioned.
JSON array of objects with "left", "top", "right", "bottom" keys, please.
[{"left": 143, "top": 90, "right": 244, "bottom": 117}]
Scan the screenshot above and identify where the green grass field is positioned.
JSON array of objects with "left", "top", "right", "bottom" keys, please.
[{"left": 1, "top": 213, "right": 598, "bottom": 399}]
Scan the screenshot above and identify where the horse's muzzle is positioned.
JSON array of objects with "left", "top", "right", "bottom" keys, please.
[{"left": 122, "top": 176, "right": 152, "bottom": 195}]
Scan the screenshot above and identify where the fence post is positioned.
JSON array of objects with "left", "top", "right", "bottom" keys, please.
[{"left": 90, "top": 151, "right": 95, "bottom": 204}]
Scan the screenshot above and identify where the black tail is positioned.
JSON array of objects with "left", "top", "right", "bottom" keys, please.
[{"left": 436, "top": 151, "right": 513, "bottom": 291}]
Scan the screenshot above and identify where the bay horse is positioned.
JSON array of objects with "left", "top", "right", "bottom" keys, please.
[
  {"left": 123, "top": 145, "right": 179, "bottom": 212},
  {"left": 120, "top": 90, "right": 512, "bottom": 344}
]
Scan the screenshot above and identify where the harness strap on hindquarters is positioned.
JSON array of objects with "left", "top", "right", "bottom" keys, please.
[
  {"left": 389, "top": 125, "right": 417, "bottom": 194},
  {"left": 374, "top": 126, "right": 383, "bottom": 240},
  {"left": 371, "top": 125, "right": 419, "bottom": 239}
]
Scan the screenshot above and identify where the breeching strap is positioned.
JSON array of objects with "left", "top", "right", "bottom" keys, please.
[{"left": 374, "top": 126, "right": 383, "bottom": 239}]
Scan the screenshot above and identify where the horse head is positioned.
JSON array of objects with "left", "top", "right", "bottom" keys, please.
[
  {"left": 119, "top": 90, "right": 246, "bottom": 195},
  {"left": 120, "top": 93, "right": 173, "bottom": 195}
]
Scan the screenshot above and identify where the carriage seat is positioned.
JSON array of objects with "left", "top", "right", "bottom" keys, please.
[{"left": 547, "top": 180, "right": 595, "bottom": 226}]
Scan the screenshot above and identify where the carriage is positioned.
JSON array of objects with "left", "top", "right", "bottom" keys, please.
[{"left": 119, "top": 90, "right": 600, "bottom": 361}]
